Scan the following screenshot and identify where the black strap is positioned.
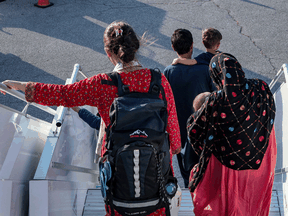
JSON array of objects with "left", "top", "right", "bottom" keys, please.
[
  {"left": 107, "top": 191, "right": 115, "bottom": 216},
  {"left": 101, "top": 79, "right": 115, "bottom": 86},
  {"left": 149, "top": 68, "right": 167, "bottom": 107},
  {"left": 152, "top": 146, "right": 171, "bottom": 216},
  {"left": 102, "top": 70, "right": 166, "bottom": 102},
  {"left": 101, "top": 72, "right": 130, "bottom": 97},
  {"left": 149, "top": 68, "right": 160, "bottom": 94},
  {"left": 115, "top": 73, "right": 130, "bottom": 96},
  {"left": 101, "top": 72, "right": 118, "bottom": 86}
]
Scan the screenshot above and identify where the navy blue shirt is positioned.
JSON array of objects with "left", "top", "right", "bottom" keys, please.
[
  {"left": 194, "top": 52, "right": 215, "bottom": 65},
  {"left": 78, "top": 108, "right": 101, "bottom": 130},
  {"left": 164, "top": 63, "right": 215, "bottom": 147}
]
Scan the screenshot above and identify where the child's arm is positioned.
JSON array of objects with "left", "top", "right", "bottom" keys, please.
[
  {"left": 172, "top": 58, "right": 197, "bottom": 65},
  {"left": 71, "top": 107, "right": 101, "bottom": 130}
]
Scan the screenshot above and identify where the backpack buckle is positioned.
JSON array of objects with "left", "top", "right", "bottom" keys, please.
[
  {"left": 122, "top": 85, "right": 130, "bottom": 93},
  {"left": 152, "top": 85, "right": 160, "bottom": 94}
]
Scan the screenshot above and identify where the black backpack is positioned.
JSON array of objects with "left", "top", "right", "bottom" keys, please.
[{"left": 99, "top": 69, "right": 177, "bottom": 216}]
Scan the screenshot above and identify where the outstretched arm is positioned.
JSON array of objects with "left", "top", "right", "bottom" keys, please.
[{"left": 3, "top": 73, "right": 108, "bottom": 108}]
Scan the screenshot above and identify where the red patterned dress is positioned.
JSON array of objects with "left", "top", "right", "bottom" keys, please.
[{"left": 25, "top": 68, "right": 181, "bottom": 216}]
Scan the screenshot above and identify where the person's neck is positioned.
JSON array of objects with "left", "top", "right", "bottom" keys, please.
[
  {"left": 206, "top": 48, "right": 217, "bottom": 54},
  {"left": 178, "top": 52, "right": 192, "bottom": 59},
  {"left": 116, "top": 61, "right": 143, "bottom": 72}
]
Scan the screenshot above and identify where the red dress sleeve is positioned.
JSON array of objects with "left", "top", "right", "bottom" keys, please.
[
  {"left": 161, "top": 73, "right": 181, "bottom": 155},
  {"left": 26, "top": 73, "right": 107, "bottom": 107},
  {"left": 25, "top": 73, "right": 117, "bottom": 125}
]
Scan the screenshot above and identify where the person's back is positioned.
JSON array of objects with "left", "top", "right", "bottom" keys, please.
[
  {"left": 164, "top": 64, "right": 214, "bottom": 139},
  {"left": 164, "top": 29, "right": 215, "bottom": 187}
]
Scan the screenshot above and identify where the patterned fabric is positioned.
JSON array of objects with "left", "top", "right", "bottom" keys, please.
[
  {"left": 25, "top": 68, "right": 181, "bottom": 155},
  {"left": 187, "top": 53, "right": 276, "bottom": 192}
]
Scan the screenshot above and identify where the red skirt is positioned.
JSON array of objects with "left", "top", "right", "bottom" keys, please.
[{"left": 191, "top": 127, "right": 277, "bottom": 216}]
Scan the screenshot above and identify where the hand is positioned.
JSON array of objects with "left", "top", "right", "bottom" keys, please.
[
  {"left": 71, "top": 106, "right": 80, "bottom": 113},
  {"left": 2, "top": 80, "right": 26, "bottom": 92},
  {"left": 1, "top": 80, "right": 12, "bottom": 95},
  {"left": 172, "top": 58, "right": 180, "bottom": 65}
]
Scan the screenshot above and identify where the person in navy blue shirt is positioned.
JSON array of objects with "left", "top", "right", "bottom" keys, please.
[
  {"left": 172, "top": 28, "right": 222, "bottom": 66},
  {"left": 71, "top": 106, "right": 101, "bottom": 130},
  {"left": 164, "top": 29, "right": 216, "bottom": 187}
]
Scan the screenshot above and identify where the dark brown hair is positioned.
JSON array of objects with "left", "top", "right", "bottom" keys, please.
[
  {"left": 171, "top": 29, "right": 193, "bottom": 55},
  {"left": 202, "top": 28, "right": 222, "bottom": 49},
  {"left": 104, "top": 21, "right": 140, "bottom": 64}
]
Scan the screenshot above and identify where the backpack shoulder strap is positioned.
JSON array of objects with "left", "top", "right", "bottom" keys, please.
[
  {"left": 101, "top": 72, "right": 130, "bottom": 96},
  {"left": 101, "top": 70, "right": 166, "bottom": 100},
  {"left": 149, "top": 68, "right": 167, "bottom": 106},
  {"left": 101, "top": 72, "right": 119, "bottom": 86}
]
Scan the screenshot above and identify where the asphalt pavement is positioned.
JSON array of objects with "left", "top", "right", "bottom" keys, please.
[{"left": 1, "top": 0, "right": 288, "bottom": 188}]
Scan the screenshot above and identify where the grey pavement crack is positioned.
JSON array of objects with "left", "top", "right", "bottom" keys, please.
[{"left": 210, "top": 0, "right": 276, "bottom": 72}]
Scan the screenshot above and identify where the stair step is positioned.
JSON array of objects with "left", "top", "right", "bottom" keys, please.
[{"left": 82, "top": 189, "right": 282, "bottom": 216}]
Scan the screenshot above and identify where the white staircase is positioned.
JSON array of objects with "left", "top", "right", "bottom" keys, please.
[
  {"left": 82, "top": 188, "right": 195, "bottom": 216},
  {"left": 82, "top": 188, "right": 282, "bottom": 215},
  {"left": 270, "top": 190, "right": 283, "bottom": 215}
]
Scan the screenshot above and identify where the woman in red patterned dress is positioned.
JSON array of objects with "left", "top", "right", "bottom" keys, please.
[{"left": 3, "top": 21, "right": 181, "bottom": 216}]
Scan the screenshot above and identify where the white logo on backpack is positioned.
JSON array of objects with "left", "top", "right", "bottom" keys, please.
[{"left": 130, "top": 130, "right": 148, "bottom": 138}]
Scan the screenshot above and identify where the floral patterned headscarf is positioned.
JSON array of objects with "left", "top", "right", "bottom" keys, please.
[{"left": 187, "top": 53, "right": 276, "bottom": 192}]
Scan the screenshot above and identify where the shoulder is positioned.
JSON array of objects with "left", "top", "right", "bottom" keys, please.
[
  {"left": 118, "top": 68, "right": 152, "bottom": 84},
  {"left": 165, "top": 64, "right": 209, "bottom": 76},
  {"left": 196, "top": 52, "right": 214, "bottom": 58},
  {"left": 187, "top": 63, "right": 209, "bottom": 72},
  {"left": 83, "top": 73, "right": 111, "bottom": 83},
  {"left": 195, "top": 52, "right": 214, "bottom": 65},
  {"left": 81, "top": 73, "right": 118, "bottom": 91},
  {"left": 163, "top": 65, "right": 186, "bottom": 82},
  {"left": 163, "top": 64, "right": 188, "bottom": 74},
  {"left": 149, "top": 68, "right": 169, "bottom": 84},
  {"left": 163, "top": 65, "right": 174, "bottom": 74},
  {"left": 195, "top": 52, "right": 206, "bottom": 58}
]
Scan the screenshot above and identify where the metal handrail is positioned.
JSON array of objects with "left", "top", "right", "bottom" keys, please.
[
  {"left": 0, "top": 103, "right": 49, "bottom": 125},
  {"left": 269, "top": 63, "right": 288, "bottom": 90},
  {"left": 34, "top": 63, "right": 96, "bottom": 179},
  {"left": 0, "top": 64, "right": 87, "bottom": 123},
  {"left": 52, "top": 162, "right": 98, "bottom": 175},
  {"left": 275, "top": 167, "right": 288, "bottom": 175},
  {"left": 55, "top": 64, "right": 80, "bottom": 127},
  {"left": 0, "top": 83, "right": 57, "bottom": 116}
]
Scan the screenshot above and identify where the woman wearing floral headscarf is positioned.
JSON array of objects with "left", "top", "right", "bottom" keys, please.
[{"left": 187, "top": 53, "right": 276, "bottom": 216}]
